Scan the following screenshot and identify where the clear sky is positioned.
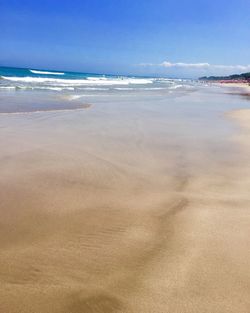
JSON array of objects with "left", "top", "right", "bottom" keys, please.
[{"left": 0, "top": 0, "right": 249, "bottom": 78}]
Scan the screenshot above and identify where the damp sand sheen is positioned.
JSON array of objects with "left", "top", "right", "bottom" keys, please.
[{"left": 0, "top": 80, "right": 250, "bottom": 312}]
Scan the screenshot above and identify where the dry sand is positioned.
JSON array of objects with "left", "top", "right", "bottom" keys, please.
[
  {"left": 219, "top": 82, "right": 250, "bottom": 90},
  {"left": 218, "top": 82, "right": 250, "bottom": 96},
  {"left": 0, "top": 94, "right": 250, "bottom": 312}
]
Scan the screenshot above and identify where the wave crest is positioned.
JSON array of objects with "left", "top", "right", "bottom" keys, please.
[
  {"left": 1, "top": 76, "right": 153, "bottom": 86},
  {"left": 29, "top": 69, "right": 65, "bottom": 75}
]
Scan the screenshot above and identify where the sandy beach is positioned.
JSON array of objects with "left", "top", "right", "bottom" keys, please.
[
  {"left": 0, "top": 85, "right": 250, "bottom": 313},
  {"left": 218, "top": 82, "right": 250, "bottom": 96}
]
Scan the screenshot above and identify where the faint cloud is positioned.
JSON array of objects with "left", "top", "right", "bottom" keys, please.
[
  {"left": 139, "top": 60, "right": 250, "bottom": 72},
  {"left": 161, "top": 61, "right": 210, "bottom": 68}
]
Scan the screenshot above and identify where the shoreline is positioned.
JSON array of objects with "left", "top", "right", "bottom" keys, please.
[
  {"left": 1, "top": 86, "right": 250, "bottom": 313},
  {"left": 212, "top": 81, "right": 250, "bottom": 94}
]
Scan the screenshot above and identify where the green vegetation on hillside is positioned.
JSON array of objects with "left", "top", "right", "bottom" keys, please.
[{"left": 199, "top": 72, "right": 250, "bottom": 81}]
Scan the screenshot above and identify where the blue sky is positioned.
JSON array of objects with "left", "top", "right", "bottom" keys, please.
[{"left": 0, "top": 0, "right": 249, "bottom": 77}]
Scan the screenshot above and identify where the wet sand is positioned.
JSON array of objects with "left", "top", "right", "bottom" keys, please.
[
  {"left": 0, "top": 91, "right": 92, "bottom": 113},
  {"left": 0, "top": 88, "right": 250, "bottom": 312}
]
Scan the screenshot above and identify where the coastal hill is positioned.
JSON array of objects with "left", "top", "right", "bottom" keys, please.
[{"left": 199, "top": 72, "right": 250, "bottom": 81}]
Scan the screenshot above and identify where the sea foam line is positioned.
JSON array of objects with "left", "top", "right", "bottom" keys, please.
[
  {"left": 29, "top": 69, "right": 65, "bottom": 75},
  {"left": 1, "top": 76, "right": 153, "bottom": 86}
]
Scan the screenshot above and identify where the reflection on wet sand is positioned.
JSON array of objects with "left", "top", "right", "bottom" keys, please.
[{"left": 0, "top": 92, "right": 92, "bottom": 113}]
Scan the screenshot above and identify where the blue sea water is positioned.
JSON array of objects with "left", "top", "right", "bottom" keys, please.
[
  {"left": 0, "top": 66, "right": 199, "bottom": 93},
  {"left": 0, "top": 66, "right": 112, "bottom": 80}
]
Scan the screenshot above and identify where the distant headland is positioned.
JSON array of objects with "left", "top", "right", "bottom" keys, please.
[{"left": 199, "top": 72, "right": 250, "bottom": 84}]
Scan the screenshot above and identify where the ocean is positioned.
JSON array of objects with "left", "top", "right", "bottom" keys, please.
[
  {"left": 0, "top": 66, "right": 207, "bottom": 114},
  {"left": 0, "top": 66, "right": 198, "bottom": 92}
]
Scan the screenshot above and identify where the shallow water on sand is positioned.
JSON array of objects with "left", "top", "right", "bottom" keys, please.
[{"left": 0, "top": 85, "right": 250, "bottom": 313}]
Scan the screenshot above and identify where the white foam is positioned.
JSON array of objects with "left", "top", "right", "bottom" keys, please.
[
  {"left": 77, "top": 87, "right": 109, "bottom": 90},
  {"left": 2, "top": 76, "right": 153, "bottom": 86},
  {"left": 87, "top": 77, "right": 107, "bottom": 81},
  {"left": 30, "top": 69, "right": 65, "bottom": 75},
  {"left": 119, "top": 87, "right": 165, "bottom": 90},
  {"left": 37, "top": 86, "right": 75, "bottom": 91},
  {"left": 68, "top": 95, "right": 84, "bottom": 100},
  {"left": 116, "top": 87, "right": 138, "bottom": 90},
  {"left": 67, "top": 94, "right": 108, "bottom": 100},
  {"left": 37, "top": 87, "right": 63, "bottom": 91},
  {"left": 0, "top": 86, "right": 16, "bottom": 90},
  {"left": 169, "top": 84, "right": 184, "bottom": 89}
]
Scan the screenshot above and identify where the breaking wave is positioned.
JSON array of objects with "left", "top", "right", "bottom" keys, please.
[
  {"left": 1, "top": 76, "right": 153, "bottom": 86},
  {"left": 29, "top": 69, "right": 65, "bottom": 75}
]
